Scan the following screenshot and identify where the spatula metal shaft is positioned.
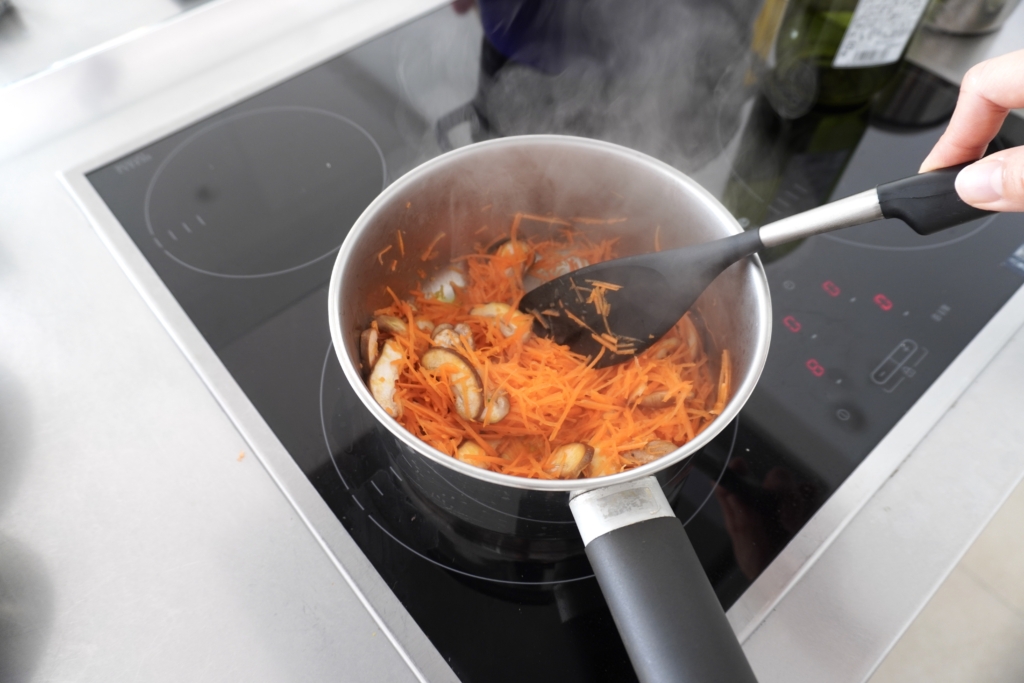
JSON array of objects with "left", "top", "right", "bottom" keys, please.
[{"left": 758, "top": 188, "right": 883, "bottom": 248}]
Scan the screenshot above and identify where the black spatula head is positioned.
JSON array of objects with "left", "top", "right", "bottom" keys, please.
[{"left": 519, "top": 231, "right": 763, "bottom": 368}]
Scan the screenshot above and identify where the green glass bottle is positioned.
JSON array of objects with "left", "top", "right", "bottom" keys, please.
[{"left": 761, "top": 0, "right": 931, "bottom": 118}]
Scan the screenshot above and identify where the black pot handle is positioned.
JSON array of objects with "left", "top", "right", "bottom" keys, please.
[
  {"left": 570, "top": 478, "right": 759, "bottom": 683},
  {"left": 877, "top": 162, "right": 994, "bottom": 235}
]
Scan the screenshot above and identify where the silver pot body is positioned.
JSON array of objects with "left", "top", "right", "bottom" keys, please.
[{"left": 328, "top": 135, "right": 771, "bottom": 556}]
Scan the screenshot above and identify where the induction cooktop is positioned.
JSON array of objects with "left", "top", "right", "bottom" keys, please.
[{"left": 80, "top": 5, "right": 1024, "bottom": 682}]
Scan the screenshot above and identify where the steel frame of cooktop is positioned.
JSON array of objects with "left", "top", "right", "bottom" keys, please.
[{"left": 58, "top": 1, "right": 1024, "bottom": 680}]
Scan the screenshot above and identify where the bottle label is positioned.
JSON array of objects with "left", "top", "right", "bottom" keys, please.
[{"left": 832, "top": 0, "right": 930, "bottom": 69}]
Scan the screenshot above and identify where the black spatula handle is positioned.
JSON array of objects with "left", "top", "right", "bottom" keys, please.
[{"left": 877, "top": 163, "right": 994, "bottom": 235}]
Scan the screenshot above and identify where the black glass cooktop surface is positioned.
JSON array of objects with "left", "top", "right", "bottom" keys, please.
[{"left": 86, "top": 5, "right": 1024, "bottom": 682}]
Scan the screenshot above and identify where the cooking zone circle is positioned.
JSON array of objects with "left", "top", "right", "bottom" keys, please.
[
  {"left": 143, "top": 106, "right": 386, "bottom": 278},
  {"left": 318, "top": 342, "right": 739, "bottom": 586},
  {"left": 821, "top": 212, "right": 999, "bottom": 251}
]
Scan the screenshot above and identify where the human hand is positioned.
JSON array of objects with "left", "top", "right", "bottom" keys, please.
[{"left": 920, "top": 49, "right": 1024, "bottom": 212}]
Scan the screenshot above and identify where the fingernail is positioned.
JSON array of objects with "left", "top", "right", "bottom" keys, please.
[{"left": 956, "top": 159, "right": 1004, "bottom": 204}]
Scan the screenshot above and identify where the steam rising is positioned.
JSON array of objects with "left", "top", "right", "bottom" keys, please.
[
  {"left": 475, "top": 0, "right": 762, "bottom": 172},
  {"left": 344, "top": 1, "right": 769, "bottom": 371}
]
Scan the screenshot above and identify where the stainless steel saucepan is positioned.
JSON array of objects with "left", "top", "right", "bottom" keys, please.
[{"left": 329, "top": 135, "right": 770, "bottom": 683}]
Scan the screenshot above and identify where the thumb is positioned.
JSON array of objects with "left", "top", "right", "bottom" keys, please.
[{"left": 955, "top": 147, "right": 1024, "bottom": 212}]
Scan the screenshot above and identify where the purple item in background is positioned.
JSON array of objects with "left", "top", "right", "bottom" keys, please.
[{"left": 477, "top": 0, "right": 597, "bottom": 73}]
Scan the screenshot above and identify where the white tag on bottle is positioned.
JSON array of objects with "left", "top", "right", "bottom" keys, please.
[{"left": 832, "top": 0, "right": 930, "bottom": 69}]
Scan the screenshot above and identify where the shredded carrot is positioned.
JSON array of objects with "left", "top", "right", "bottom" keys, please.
[
  {"left": 530, "top": 310, "right": 551, "bottom": 329},
  {"left": 591, "top": 332, "right": 620, "bottom": 354},
  {"left": 376, "top": 244, "right": 393, "bottom": 265},
  {"left": 389, "top": 259, "right": 398, "bottom": 272},
  {"left": 396, "top": 230, "right": 405, "bottom": 257},
  {"left": 421, "top": 232, "right": 446, "bottom": 261},
  {"left": 569, "top": 278, "right": 590, "bottom": 303},
  {"left": 710, "top": 350, "right": 731, "bottom": 415},
  {"left": 510, "top": 213, "right": 522, "bottom": 240},
  {"left": 586, "top": 280, "right": 623, "bottom": 291},
  {"left": 520, "top": 213, "right": 574, "bottom": 227},
  {"left": 588, "top": 289, "right": 608, "bottom": 316},
  {"left": 564, "top": 309, "right": 595, "bottom": 332},
  {"left": 364, "top": 216, "right": 730, "bottom": 480}
]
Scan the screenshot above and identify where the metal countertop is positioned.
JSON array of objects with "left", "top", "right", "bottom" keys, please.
[{"left": 0, "top": 1, "right": 1022, "bottom": 681}]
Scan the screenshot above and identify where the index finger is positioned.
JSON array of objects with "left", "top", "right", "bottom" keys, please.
[{"left": 919, "top": 49, "right": 1024, "bottom": 172}]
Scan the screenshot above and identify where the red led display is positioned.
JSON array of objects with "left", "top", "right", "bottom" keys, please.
[
  {"left": 873, "top": 293, "right": 893, "bottom": 311},
  {"left": 783, "top": 315, "right": 802, "bottom": 332},
  {"left": 806, "top": 358, "right": 825, "bottom": 377},
  {"left": 822, "top": 280, "right": 841, "bottom": 297}
]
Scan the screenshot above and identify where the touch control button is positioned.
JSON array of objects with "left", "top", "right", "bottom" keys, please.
[
  {"left": 832, "top": 404, "right": 865, "bottom": 430},
  {"left": 871, "top": 339, "right": 918, "bottom": 385}
]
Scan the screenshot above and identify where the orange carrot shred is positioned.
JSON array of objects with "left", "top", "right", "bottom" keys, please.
[
  {"left": 591, "top": 333, "right": 620, "bottom": 354},
  {"left": 586, "top": 279, "right": 623, "bottom": 291},
  {"left": 421, "top": 232, "right": 446, "bottom": 261},
  {"left": 376, "top": 244, "right": 393, "bottom": 265},
  {"left": 564, "top": 310, "right": 594, "bottom": 332},
  {"left": 520, "top": 213, "right": 573, "bottom": 227}
]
